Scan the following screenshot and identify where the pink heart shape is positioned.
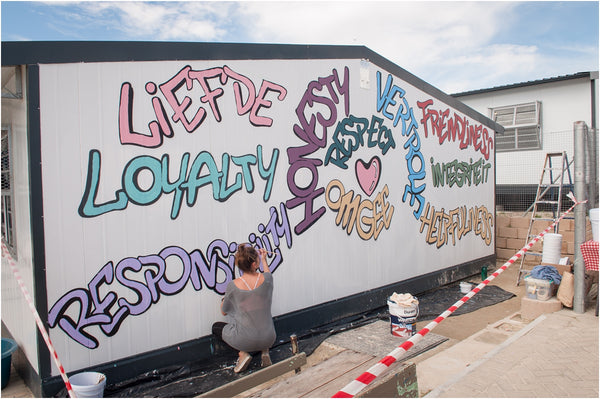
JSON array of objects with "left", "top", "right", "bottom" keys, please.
[{"left": 355, "top": 156, "right": 381, "bottom": 196}]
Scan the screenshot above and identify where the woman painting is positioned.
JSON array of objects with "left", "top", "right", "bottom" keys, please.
[{"left": 212, "top": 244, "right": 276, "bottom": 373}]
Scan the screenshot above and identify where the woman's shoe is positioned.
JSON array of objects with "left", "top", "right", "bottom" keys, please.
[
  {"left": 234, "top": 353, "right": 252, "bottom": 373},
  {"left": 261, "top": 350, "right": 272, "bottom": 367}
]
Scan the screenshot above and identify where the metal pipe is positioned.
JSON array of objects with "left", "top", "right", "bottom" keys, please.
[
  {"left": 589, "top": 76, "right": 598, "bottom": 208},
  {"left": 573, "top": 121, "right": 587, "bottom": 313}
]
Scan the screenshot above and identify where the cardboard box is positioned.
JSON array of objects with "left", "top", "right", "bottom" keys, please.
[{"left": 539, "top": 263, "right": 573, "bottom": 276}]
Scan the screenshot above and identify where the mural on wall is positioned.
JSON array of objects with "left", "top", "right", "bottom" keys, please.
[{"left": 44, "top": 61, "right": 494, "bottom": 350}]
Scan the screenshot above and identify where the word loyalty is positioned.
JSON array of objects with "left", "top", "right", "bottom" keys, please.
[{"left": 79, "top": 145, "right": 278, "bottom": 219}]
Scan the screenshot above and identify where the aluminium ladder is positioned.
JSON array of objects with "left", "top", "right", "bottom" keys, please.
[{"left": 516, "top": 152, "right": 573, "bottom": 285}]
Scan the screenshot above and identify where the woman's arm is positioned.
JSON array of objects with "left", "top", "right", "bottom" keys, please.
[
  {"left": 220, "top": 297, "right": 227, "bottom": 316},
  {"left": 259, "top": 248, "right": 270, "bottom": 273}
]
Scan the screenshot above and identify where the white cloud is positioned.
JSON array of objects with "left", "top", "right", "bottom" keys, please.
[
  {"left": 75, "top": 1, "right": 234, "bottom": 41},
  {"left": 34, "top": 1, "right": 597, "bottom": 93},
  {"left": 235, "top": 1, "right": 529, "bottom": 91}
]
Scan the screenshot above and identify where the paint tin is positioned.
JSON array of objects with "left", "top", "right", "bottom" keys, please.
[
  {"left": 388, "top": 298, "right": 419, "bottom": 338},
  {"left": 459, "top": 282, "right": 472, "bottom": 293}
]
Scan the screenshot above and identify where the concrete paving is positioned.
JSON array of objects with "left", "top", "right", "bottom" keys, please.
[
  {"left": 3, "top": 259, "right": 597, "bottom": 398},
  {"left": 420, "top": 307, "right": 599, "bottom": 398}
]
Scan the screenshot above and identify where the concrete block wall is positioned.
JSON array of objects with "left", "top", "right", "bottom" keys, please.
[{"left": 495, "top": 213, "right": 594, "bottom": 264}]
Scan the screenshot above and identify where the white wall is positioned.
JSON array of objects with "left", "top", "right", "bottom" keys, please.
[
  {"left": 36, "top": 58, "right": 496, "bottom": 374},
  {"left": 1, "top": 65, "right": 39, "bottom": 374},
  {"left": 457, "top": 78, "right": 594, "bottom": 185}
]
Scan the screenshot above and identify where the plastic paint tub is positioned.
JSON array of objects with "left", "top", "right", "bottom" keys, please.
[
  {"left": 590, "top": 208, "right": 599, "bottom": 242},
  {"left": 69, "top": 372, "right": 107, "bottom": 398},
  {"left": 388, "top": 298, "right": 419, "bottom": 338},
  {"left": 1, "top": 338, "right": 18, "bottom": 389},
  {"left": 459, "top": 282, "right": 472, "bottom": 294},
  {"left": 541, "top": 233, "right": 562, "bottom": 265}
]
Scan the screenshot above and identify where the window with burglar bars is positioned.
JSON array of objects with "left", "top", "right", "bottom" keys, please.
[
  {"left": 1, "top": 127, "right": 16, "bottom": 253},
  {"left": 492, "top": 101, "right": 541, "bottom": 151}
]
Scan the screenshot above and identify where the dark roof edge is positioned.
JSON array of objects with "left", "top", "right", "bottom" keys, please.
[
  {"left": 0, "top": 41, "right": 504, "bottom": 132},
  {"left": 451, "top": 71, "right": 597, "bottom": 97},
  {"left": 1, "top": 41, "right": 372, "bottom": 65}
]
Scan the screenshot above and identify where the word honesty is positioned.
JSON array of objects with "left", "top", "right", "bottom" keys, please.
[
  {"left": 120, "top": 65, "right": 288, "bottom": 148},
  {"left": 49, "top": 203, "right": 291, "bottom": 349},
  {"left": 286, "top": 67, "right": 350, "bottom": 235},
  {"left": 419, "top": 202, "right": 493, "bottom": 248},
  {"left": 79, "top": 145, "right": 278, "bottom": 219}
]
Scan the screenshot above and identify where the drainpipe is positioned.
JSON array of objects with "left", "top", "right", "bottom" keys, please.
[
  {"left": 589, "top": 73, "right": 598, "bottom": 208},
  {"left": 573, "top": 121, "right": 587, "bottom": 314}
]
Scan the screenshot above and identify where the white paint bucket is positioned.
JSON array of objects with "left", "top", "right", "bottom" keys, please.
[
  {"left": 70, "top": 372, "right": 106, "bottom": 398},
  {"left": 590, "top": 208, "right": 599, "bottom": 242},
  {"left": 388, "top": 298, "right": 418, "bottom": 338},
  {"left": 541, "top": 233, "right": 562, "bottom": 264},
  {"left": 459, "top": 282, "right": 472, "bottom": 293}
]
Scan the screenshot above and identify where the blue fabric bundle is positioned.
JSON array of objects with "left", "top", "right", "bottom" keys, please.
[{"left": 530, "top": 265, "right": 562, "bottom": 285}]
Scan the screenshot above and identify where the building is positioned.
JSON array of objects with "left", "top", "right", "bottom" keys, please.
[
  {"left": 452, "top": 72, "right": 599, "bottom": 211},
  {"left": 1, "top": 41, "right": 501, "bottom": 396}
]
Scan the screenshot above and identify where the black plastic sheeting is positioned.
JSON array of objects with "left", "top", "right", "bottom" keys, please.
[
  {"left": 416, "top": 281, "right": 515, "bottom": 319},
  {"left": 54, "top": 281, "right": 514, "bottom": 397}
]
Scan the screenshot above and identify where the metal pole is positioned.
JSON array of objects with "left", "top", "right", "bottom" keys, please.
[
  {"left": 573, "top": 121, "right": 587, "bottom": 313},
  {"left": 587, "top": 127, "right": 598, "bottom": 209}
]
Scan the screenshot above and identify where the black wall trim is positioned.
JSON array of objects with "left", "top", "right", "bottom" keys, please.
[
  {"left": 1, "top": 41, "right": 503, "bottom": 133},
  {"left": 40, "top": 254, "right": 494, "bottom": 396},
  {"left": 25, "top": 64, "right": 52, "bottom": 381}
]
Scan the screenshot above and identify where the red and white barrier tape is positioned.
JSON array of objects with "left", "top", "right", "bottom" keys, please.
[
  {"left": 332, "top": 194, "right": 586, "bottom": 398},
  {"left": 1, "top": 242, "right": 76, "bottom": 398}
]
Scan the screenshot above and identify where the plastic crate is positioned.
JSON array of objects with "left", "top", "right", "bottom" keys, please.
[{"left": 524, "top": 276, "right": 554, "bottom": 301}]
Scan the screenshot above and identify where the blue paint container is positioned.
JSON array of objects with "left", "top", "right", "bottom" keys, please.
[{"left": 2, "top": 338, "right": 18, "bottom": 389}]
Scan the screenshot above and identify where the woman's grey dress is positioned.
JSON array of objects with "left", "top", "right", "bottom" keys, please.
[{"left": 221, "top": 272, "right": 276, "bottom": 352}]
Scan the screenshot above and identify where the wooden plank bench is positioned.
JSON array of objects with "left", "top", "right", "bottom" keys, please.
[{"left": 198, "top": 352, "right": 307, "bottom": 398}]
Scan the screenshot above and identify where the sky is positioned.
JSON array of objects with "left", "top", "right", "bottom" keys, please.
[{"left": 1, "top": 0, "right": 598, "bottom": 94}]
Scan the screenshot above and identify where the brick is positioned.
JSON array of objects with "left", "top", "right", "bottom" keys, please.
[
  {"left": 510, "top": 217, "right": 530, "bottom": 228},
  {"left": 520, "top": 297, "right": 562, "bottom": 320},
  {"left": 496, "top": 237, "right": 507, "bottom": 248},
  {"left": 516, "top": 228, "right": 530, "bottom": 239},
  {"left": 495, "top": 215, "right": 510, "bottom": 228},
  {"left": 560, "top": 230, "right": 574, "bottom": 243},
  {"left": 507, "top": 238, "right": 525, "bottom": 250},
  {"left": 567, "top": 241, "right": 575, "bottom": 256},
  {"left": 498, "top": 226, "right": 518, "bottom": 238},
  {"left": 496, "top": 248, "right": 516, "bottom": 261},
  {"left": 558, "top": 218, "right": 575, "bottom": 231}
]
